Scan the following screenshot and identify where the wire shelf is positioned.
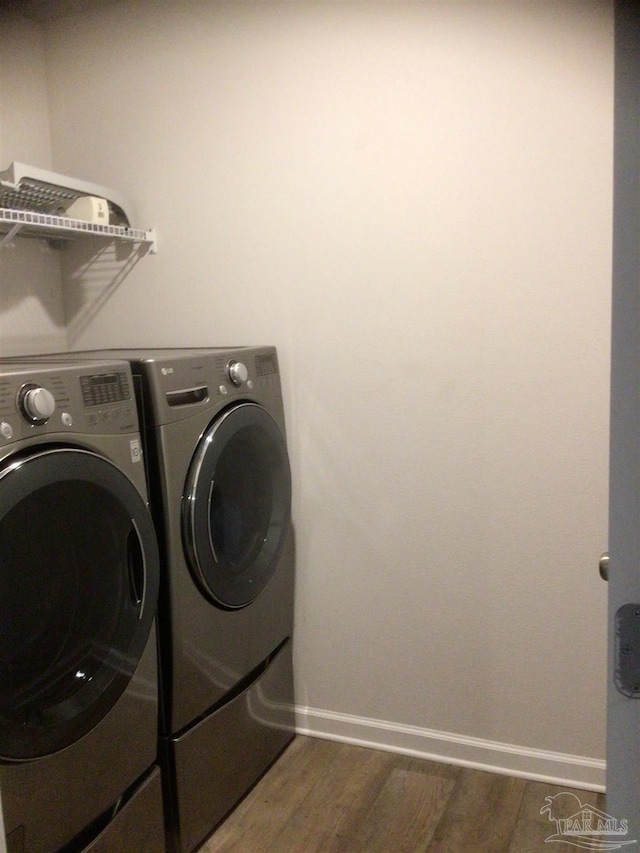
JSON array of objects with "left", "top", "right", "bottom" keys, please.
[
  {"left": 0, "top": 162, "right": 157, "bottom": 253},
  {"left": 0, "top": 207, "right": 157, "bottom": 251}
]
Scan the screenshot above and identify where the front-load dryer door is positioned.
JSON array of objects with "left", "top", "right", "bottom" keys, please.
[
  {"left": 0, "top": 447, "right": 159, "bottom": 761},
  {"left": 182, "top": 402, "right": 292, "bottom": 609}
]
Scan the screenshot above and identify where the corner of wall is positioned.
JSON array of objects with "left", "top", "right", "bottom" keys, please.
[{"left": 0, "top": 12, "right": 68, "bottom": 357}]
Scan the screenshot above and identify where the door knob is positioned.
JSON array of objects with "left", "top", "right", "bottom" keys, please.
[{"left": 599, "top": 552, "right": 609, "bottom": 581}]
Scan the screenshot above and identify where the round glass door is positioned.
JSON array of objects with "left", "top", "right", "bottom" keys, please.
[
  {"left": 0, "top": 447, "right": 159, "bottom": 761},
  {"left": 182, "top": 402, "right": 292, "bottom": 609}
]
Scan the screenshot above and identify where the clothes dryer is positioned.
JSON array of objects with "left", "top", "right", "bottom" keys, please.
[
  {"left": 0, "top": 359, "right": 164, "bottom": 853},
  {"left": 32, "top": 347, "right": 296, "bottom": 853},
  {"left": 126, "top": 347, "right": 295, "bottom": 853}
]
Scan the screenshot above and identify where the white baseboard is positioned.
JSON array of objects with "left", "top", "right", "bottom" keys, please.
[{"left": 295, "top": 705, "right": 605, "bottom": 792}]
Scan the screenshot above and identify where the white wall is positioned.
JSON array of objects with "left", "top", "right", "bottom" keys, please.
[
  {"left": 34, "top": 0, "right": 614, "bottom": 785},
  {"left": 0, "top": 13, "right": 66, "bottom": 357}
]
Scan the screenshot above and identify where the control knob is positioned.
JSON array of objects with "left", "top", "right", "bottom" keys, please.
[
  {"left": 18, "top": 384, "right": 56, "bottom": 424},
  {"left": 227, "top": 361, "right": 249, "bottom": 387}
]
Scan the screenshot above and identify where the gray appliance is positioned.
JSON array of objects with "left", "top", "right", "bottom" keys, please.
[
  {"left": 0, "top": 359, "right": 165, "bottom": 853},
  {"left": 117, "top": 347, "right": 295, "bottom": 853},
  {"left": 31, "top": 347, "right": 296, "bottom": 853}
]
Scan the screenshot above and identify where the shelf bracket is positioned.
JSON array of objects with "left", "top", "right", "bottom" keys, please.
[{"left": 0, "top": 222, "right": 22, "bottom": 248}]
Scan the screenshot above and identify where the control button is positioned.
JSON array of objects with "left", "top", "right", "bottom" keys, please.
[
  {"left": 219, "top": 384, "right": 229, "bottom": 396},
  {"left": 19, "top": 384, "right": 56, "bottom": 424},
  {"left": 247, "top": 379, "right": 254, "bottom": 391},
  {"left": 0, "top": 421, "right": 13, "bottom": 439},
  {"left": 61, "top": 412, "right": 73, "bottom": 427},
  {"left": 227, "top": 361, "right": 249, "bottom": 387}
]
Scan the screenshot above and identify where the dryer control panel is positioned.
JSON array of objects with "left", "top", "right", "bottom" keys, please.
[
  {"left": 127, "top": 346, "right": 283, "bottom": 427},
  {"left": 0, "top": 360, "right": 138, "bottom": 445}
]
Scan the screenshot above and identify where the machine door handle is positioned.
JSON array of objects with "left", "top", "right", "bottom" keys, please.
[{"left": 599, "top": 552, "right": 610, "bottom": 582}]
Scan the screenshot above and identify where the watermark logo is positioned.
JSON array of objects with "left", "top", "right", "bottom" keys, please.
[{"left": 540, "top": 792, "right": 637, "bottom": 850}]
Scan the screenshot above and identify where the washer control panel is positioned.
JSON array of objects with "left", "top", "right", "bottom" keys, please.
[{"left": 0, "top": 360, "right": 138, "bottom": 445}]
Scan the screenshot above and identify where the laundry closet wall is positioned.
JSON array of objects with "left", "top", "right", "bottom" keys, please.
[
  {"left": 2, "top": 1, "right": 612, "bottom": 786},
  {"left": 0, "top": 13, "right": 66, "bottom": 356}
]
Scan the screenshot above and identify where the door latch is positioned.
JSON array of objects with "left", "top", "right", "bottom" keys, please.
[
  {"left": 599, "top": 552, "right": 609, "bottom": 581},
  {"left": 615, "top": 604, "right": 640, "bottom": 697}
]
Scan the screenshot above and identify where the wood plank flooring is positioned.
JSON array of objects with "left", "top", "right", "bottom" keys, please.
[{"left": 200, "top": 736, "right": 606, "bottom": 852}]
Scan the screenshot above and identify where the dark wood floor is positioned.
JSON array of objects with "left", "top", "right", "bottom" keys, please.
[{"left": 201, "top": 735, "right": 606, "bottom": 852}]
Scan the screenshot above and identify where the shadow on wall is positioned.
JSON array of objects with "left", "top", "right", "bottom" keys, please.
[
  {"left": 60, "top": 238, "right": 152, "bottom": 346},
  {"left": 0, "top": 239, "right": 66, "bottom": 356},
  {"left": 0, "top": 235, "right": 150, "bottom": 355}
]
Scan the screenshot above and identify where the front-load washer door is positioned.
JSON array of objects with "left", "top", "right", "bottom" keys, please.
[
  {"left": 182, "top": 402, "right": 292, "bottom": 609},
  {"left": 0, "top": 447, "right": 159, "bottom": 761}
]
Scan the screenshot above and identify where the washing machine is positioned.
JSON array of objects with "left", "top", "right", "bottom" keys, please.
[
  {"left": 0, "top": 359, "right": 165, "bottom": 853},
  {"left": 29, "top": 347, "right": 296, "bottom": 853}
]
